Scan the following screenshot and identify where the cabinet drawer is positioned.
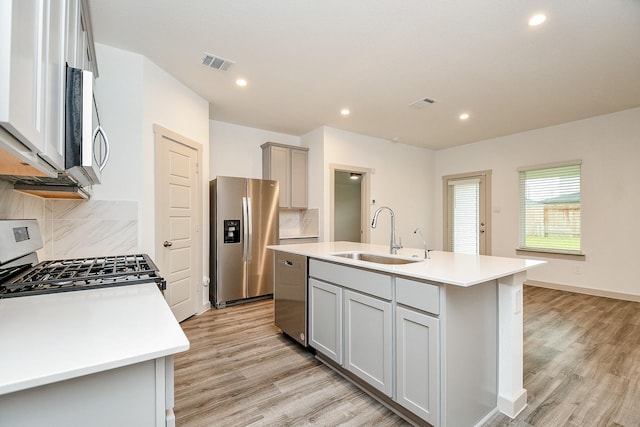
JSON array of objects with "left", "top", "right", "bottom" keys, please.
[
  {"left": 396, "top": 278, "right": 440, "bottom": 315},
  {"left": 309, "top": 259, "right": 392, "bottom": 300}
]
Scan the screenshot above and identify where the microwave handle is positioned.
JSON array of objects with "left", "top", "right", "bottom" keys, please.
[{"left": 93, "top": 125, "right": 110, "bottom": 172}]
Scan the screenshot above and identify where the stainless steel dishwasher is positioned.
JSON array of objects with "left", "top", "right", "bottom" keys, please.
[{"left": 274, "top": 251, "right": 308, "bottom": 346}]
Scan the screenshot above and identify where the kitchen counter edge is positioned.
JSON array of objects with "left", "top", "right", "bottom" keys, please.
[
  {"left": 268, "top": 241, "right": 546, "bottom": 287},
  {"left": 0, "top": 283, "right": 189, "bottom": 395}
]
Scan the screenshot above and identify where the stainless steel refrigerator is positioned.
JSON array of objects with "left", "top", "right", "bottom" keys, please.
[{"left": 210, "top": 176, "right": 279, "bottom": 308}]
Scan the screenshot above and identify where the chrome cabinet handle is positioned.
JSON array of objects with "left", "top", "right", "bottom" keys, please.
[{"left": 163, "top": 241, "right": 173, "bottom": 247}]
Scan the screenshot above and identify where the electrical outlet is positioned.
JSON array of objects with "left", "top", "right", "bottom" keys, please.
[
  {"left": 514, "top": 289, "right": 523, "bottom": 314},
  {"left": 574, "top": 265, "right": 582, "bottom": 274}
]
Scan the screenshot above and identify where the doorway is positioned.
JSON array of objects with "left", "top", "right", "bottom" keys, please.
[
  {"left": 330, "top": 164, "right": 372, "bottom": 243},
  {"left": 443, "top": 170, "right": 492, "bottom": 255},
  {"left": 154, "top": 125, "right": 202, "bottom": 322}
]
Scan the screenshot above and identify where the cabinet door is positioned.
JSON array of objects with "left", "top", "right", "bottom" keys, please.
[
  {"left": 290, "top": 148, "right": 307, "bottom": 208},
  {"left": 344, "top": 290, "right": 392, "bottom": 396},
  {"left": 396, "top": 306, "right": 440, "bottom": 426},
  {"left": 0, "top": 0, "right": 48, "bottom": 153},
  {"left": 42, "top": 0, "right": 67, "bottom": 170},
  {"left": 309, "top": 278, "right": 342, "bottom": 364},
  {"left": 269, "top": 145, "right": 291, "bottom": 208},
  {"left": 65, "top": 0, "right": 80, "bottom": 67}
]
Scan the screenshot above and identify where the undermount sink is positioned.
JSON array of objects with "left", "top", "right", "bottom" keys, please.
[{"left": 331, "top": 252, "right": 421, "bottom": 265}]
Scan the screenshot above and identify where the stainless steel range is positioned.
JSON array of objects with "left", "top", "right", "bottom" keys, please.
[{"left": 0, "top": 219, "right": 165, "bottom": 299}]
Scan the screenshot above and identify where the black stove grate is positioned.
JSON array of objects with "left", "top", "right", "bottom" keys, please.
[{"left": 0, "top": 254, "right": 166, "bottom": 298}]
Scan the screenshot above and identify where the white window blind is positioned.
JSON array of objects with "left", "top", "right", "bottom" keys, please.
[
  {"left": 518, "top": 162, "right": 581, "bottom": 254},
  {"left": 449, "top": 179, "right": 479, "bottom": 254}
]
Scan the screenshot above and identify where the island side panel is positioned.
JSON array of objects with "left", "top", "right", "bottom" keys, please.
[
  {"left": 442, "top": 280, "right": 498, "bottom": 427},
  {"left": 497, "top": 271, "right": 528, "bottom": 417}
]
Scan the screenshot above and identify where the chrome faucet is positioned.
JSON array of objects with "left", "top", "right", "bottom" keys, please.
[
  {"left": 371, "top": 206, "right": 402, "bottom": 254},
  {"left": 413, "top": 228, "right": 430, "bottom": 259}
]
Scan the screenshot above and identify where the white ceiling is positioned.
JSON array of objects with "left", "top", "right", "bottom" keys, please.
[{"left": 88, "top": 0, "right": 640, "bottom": 150}]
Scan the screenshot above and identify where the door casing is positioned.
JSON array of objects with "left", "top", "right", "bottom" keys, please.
[
  {"left": 329, "top": 164, "right": 372, "bottom": 243},
  {"left": 442, "top": 170, "right": 492, "bottom": 255}
]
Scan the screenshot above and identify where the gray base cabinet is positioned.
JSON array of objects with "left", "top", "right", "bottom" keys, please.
[
  {"left": 308, "top": 258, "right": 498, "bottom": 427},
  {"left": 396, "top": 305, "right": 440, "bottom": 425},
  {"left": 309, "top": 278, "right": 343, "bottom": 364},
  {"left": 344, "top": 289, "right": 392, "bottom": 396}
]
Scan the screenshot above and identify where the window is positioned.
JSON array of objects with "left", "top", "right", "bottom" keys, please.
[{"left": 518, "top": 161, "right": 582, "bottom": 254}]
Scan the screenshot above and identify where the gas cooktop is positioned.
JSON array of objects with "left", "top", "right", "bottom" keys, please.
[{"left": 0, "top": 254, "right": 166, "bottom": 299}]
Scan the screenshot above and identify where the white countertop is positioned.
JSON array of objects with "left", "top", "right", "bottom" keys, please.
[
  {"left": 268, "top": 241, "right": 545, "bottom": 287},
  {"left": 0, "top": 283, "right": 189, "bottom": 395}
]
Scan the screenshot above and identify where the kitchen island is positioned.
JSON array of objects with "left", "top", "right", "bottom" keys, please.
[
  {"left": 269, "top": 241, "right": 544, "bottom": 427},
  {"left": 0, "top": 282, "right": 189, "bottom": 427}
]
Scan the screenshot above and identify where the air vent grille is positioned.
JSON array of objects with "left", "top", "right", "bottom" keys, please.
[
  {"left": 409, "top": 97, "right": 436, "bottom": 109},
  {"left": 201, "top": 53, "right": 235, "bottom": 71}
]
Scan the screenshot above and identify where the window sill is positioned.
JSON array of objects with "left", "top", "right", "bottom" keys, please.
[{"left": 516, "top": 248, "right": 585, "bottom": 261}]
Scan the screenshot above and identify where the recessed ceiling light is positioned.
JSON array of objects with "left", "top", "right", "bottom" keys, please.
[
  {"left": 528, "top": 14, "right": 546, "bottom": 26},
  {"left": 340, "top": 108, "right": 350, "bottom": 116},
  {"left": 235, "top": 79, "right": 247, "bottom": 87},
  {"left": 459, "top": 113, "right": 470, "bottom": 120}
]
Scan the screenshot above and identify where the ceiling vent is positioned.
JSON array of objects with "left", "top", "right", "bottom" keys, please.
[
  {"left": 409, "top": 97, "right": 436, "bottom": 109},
  {"left": 201, "top": 53, "right": 235, "bottom": 72}
]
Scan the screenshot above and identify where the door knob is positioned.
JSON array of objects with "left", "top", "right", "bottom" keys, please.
[{"left": 163, "top": 241, "right": 173, "bottom": 247}]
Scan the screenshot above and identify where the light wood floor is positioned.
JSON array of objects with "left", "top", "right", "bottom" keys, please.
[{"left": 174, "top": 286, "right": 640, "bottom": 426}]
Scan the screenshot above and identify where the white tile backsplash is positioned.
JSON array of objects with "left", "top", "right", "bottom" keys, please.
[
  {"left": 0, "top": 180, "right": 34, "bottom": 220},
  {"left": 279, "top": 208, "right": 318, "bottom": 238},
  {"left": 50, "top": 219, "right": 137, "bottom": 258},
  {"left": 50, "top": 200, "right": 137, "bottom": 220},
  {"left": 300, "top": 208, "right": 319, "bottom": 236},
  {"left": 1, "top": 179, "right": 138, "bottom": 261},
  {"left": 45, "top": 200, "right": 138, "bottom": 259}
]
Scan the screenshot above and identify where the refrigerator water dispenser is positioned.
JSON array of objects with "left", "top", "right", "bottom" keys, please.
[{"left": 223, "top": 220, "right": 241, "bottom": 243}]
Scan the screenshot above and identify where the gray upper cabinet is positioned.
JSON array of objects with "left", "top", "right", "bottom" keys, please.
[{"left": 261, "top": 142, "right": 308, "bottom": 209}]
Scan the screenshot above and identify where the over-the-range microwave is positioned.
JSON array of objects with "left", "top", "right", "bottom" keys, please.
[{"left": 65, "top": 66, "right": 110, "bottom": 187}]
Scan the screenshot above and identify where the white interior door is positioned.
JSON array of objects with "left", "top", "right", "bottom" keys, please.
[
  {"left": 443, "top": 171, "right": 491, "bottom": 255},
  {"left": 155, "top": 125, "right": 201, "bottom": 322}
]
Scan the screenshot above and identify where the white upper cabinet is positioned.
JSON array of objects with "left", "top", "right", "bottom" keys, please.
[
  {"left": 42, "top": 0, "right": 67, "bottom": 170},
  {"left": 261, "top": 142, "right": 309, "bottom": 209},
  {"left": 0, "top": 0, "right": 97, "bottom": 176},
  {"left": 0, "top": 0, "right": 49, "bottom": 155}
]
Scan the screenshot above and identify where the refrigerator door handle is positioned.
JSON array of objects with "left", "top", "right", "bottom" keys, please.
[
  {"left": 246, "top": 197, "right": 253, "bottom": 261},
  {"left": 242, "top": 196, "right": 249, "bottom": 260}
]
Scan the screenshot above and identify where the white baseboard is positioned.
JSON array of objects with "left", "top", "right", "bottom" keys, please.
[
  {"left": 526, "top": 280, "right": 640, "bottom": 303},
  {"left": 497, "top": 389, "right": 527, "bottom": 419}
]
